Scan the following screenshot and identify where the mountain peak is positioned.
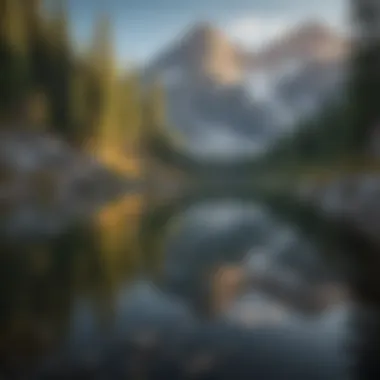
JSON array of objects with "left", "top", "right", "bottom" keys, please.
[
  {"left": 251, "top": 19, "right": 347, "bottom": 70},
  {"left": 182, "top": 21, "right": 224, "bottom": 42},
  {"left": 290, "top": 19, "right": 344, "bottom": 48},
  {"left": 147, "top": 20, "right": 244, "bottom": 85},
  {"left": 177, "top": 20, "right": 236, "bottom": 59},
  {"left": 296, "top": 19, "right": 334, "bottom": 36}
]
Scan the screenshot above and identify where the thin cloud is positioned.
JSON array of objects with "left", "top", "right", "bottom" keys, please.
[
  {"left": 223, "top": 0, "right": 346, "bottom": 50},
  {"left": 225, "top": 16, "right": 293, "bottom": 50}
]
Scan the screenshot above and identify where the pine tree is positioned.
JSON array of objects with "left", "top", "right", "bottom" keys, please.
[
  {"left": 70, "top": 61, "right": 91, "bottom": 146},
  {"left": 0, "top": 0, "right": 30, "bottom": 123},
  {"left": 347, "top": 5, "right": 380, "bottom": 380},
  {"left": 349, "top": 0, "right": 380, "bottom": 153},
  {"left": 45, "top": 0, "right": 73, "bottom": 139},
  {"left": 1, "top": 0, "right": 28, "bottom": 55},
  {"left": 88, "top": 13, "right": 119, "bottom": 157},
  {"left": 120, "top": 71, "right": 142, "bottom": 145}
]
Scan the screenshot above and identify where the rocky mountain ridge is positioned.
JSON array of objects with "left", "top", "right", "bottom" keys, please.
[{"left": 143, "top": 19, "right": 348, "bottom": 160}]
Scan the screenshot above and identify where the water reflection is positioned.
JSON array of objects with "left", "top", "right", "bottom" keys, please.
[
  {"left": 0, "top": 195, "right": 143, "bottom": 375},
  {"left": 0, "top": 192, "right": 351, "bottom": 378},
  {"left": 154, "top": 199, "right": 350, "bottom": 321},
  {"left": 158, "top": 201, "right": 274, "bottom": 315}
]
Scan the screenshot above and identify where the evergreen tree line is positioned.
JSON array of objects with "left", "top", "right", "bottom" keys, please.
[{"left": 0, "top": 0, "right": 148, "bottom": 157}]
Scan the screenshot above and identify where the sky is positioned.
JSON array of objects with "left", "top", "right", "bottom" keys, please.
[{"left": 65, "top": 0, "right": 347, "bottom": 66}]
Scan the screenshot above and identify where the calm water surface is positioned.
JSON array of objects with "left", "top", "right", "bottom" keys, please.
[{"left": 0, "top": 191, "right": 352, "bottom": 379}]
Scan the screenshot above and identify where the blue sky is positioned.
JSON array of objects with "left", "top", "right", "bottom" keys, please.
[{"left": 65, "top": 0, "right": 347, "bottom": 66}]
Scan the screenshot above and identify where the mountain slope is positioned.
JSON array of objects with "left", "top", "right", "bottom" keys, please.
[
  {"left": 143, "top": 20, "right": 348, "bottom": 161},
  {"left": 146, "top": 21, "right": 245, "bottom": 85},
  {"left": 248, "top": 20, "right": 348, "bottom": 70}
]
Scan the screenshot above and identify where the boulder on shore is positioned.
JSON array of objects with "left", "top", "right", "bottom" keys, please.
[{"left": 0, "top": 129, "right": 133, "bottom": 238}]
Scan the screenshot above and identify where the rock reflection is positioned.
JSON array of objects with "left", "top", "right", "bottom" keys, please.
[{"left": 154, "top": 198, "right": 350, "bottom": 324}]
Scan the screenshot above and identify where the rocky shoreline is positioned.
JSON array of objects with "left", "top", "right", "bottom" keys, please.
[
  {"left": 0, "top": 130, "right": 138, "bottom": 239},
  {"left": 296, "top": 174, "right": 380, "bottom": 245}
]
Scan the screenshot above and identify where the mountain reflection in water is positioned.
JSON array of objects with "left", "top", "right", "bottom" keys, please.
[{"left": 0, "top": 193, "right": 351, "bottom": 379}]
